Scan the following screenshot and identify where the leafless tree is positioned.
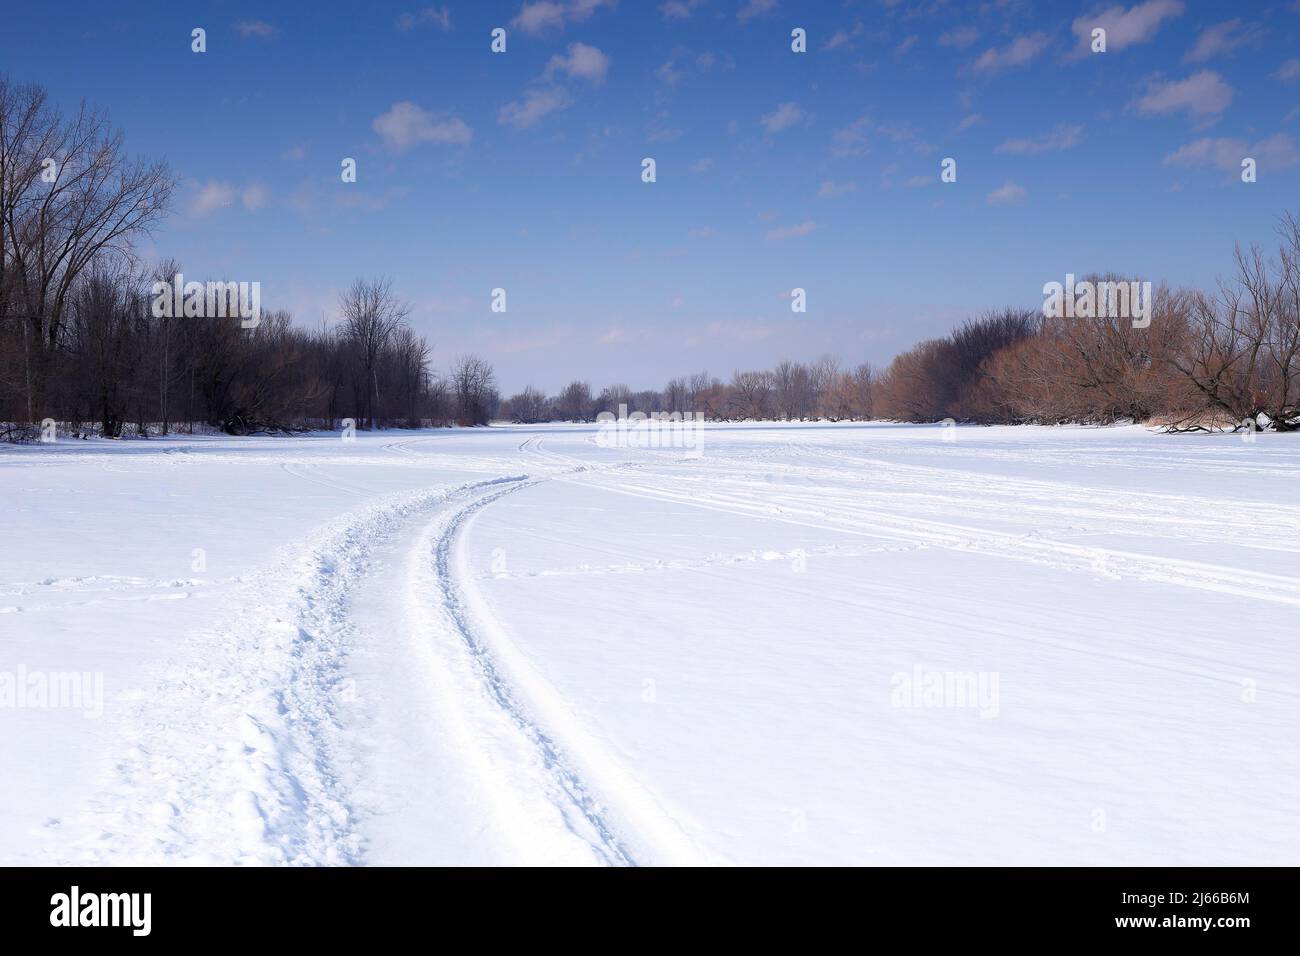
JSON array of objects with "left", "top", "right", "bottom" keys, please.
[
  {"left": 850, "top": 362, "right": 874, "bottom": 419},
  {"left": 1169, "top": 216, "right": 1300, "bottom": 430},
  {"left": 729, "top": 369, "right": 772, "bottom": 419},
  {"left": 503, "top": 385, "right": 549, "bottom": 423},
  {"left": 449, "top": 354, "right": 497, "bottom": 425},
  {"left": 555, "top": 379, "right": 593, "bottom": 421},
  {"left": 338, "top": 277, "right": 411, "bottom": 428},
  {"left": 594, "top": 383, "right": 633, "bottom": 417},
  {"left": 390, "top": 325, "right": 432, "bottom": 425},
  {"left": 1, "top": 76, "right": 174, "bottom": 411}
]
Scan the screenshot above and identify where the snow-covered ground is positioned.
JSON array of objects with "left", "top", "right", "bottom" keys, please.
[{"left": 2, "top": 422, "right": 1297, "bottom": 865}]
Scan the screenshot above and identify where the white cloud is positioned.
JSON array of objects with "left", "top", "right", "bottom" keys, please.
[
  {"left": 986, "top": 182, "right": 1027, "bottom": 204},
  {"left": 372, "top": 101, "right": 473, "bottom": 149},
  {"left": 395, "top": 6, "right": 453, "bottom": 31},
  {"left": 690, "top": 157, "right": 714, "bottom": 172},
  {"left": 957, "top": 113, "right": 983, "bottom": 132},
  {"left": 656, "top": 48, "right": 720, "bottom": 86},
  {"left": 1071, "top": 1, "right": 1184, "bottom": 53},
  {"left": 761, "top": 101, "right": 804, "bottom": 134},
  {"left": 1278, "top": 59, "right": 1300, "bottom": 83},
  {"left": 973, "top": 32, "right": 1052, "bottom": 73},
  {"left": 1184, "top": 18, "right": 1261, "bottom": 63},
  {"left": 1132, "top": 70, "right": 1234, "bottom": 119},
  {"left": 545, "top": 42, "right": 611, "bottom": 84},
  {"left": 186, "top": 180, "right": 275, "bottom": 216},
  {"left": 187, "top": 181, "right": 236, "bottom": 217},
  {"left": 817, "top": 180, "right": 856, "bottom": 198},
  {"left": 660, "top": 0, "right": 704, "bottom": 19},
  {"left": 823, "top": 23, "right": 865, "bottom": 51},
  {"left": 738, "top": 0, "right": 777, "bottom": 24},
  {"left": 765, "top": 221, "right": 816, "bottom": 240},
  {"left": 498, "top": 87, "right": 571, "bottom": 129},
  {"left": 1163, "top": 134, "right": 1298, "bottom": 172},
  {"left": 501, "top": 35, "right": 609, "bottom": 131},
  {"left": 938, "top": 26, "right": 980, "bottom": 49},
  {"left": 512, "top": 0, "right": 612, "bottom": 35},
  {"left": 241, "top": 182, "right": 268, "bottom": 211},
  {"left": 656, "top": 55, "right": 686, "bottom": 86},
  {"left": 513, "top": 1, "right": 567, "bottom": 33},
  {"left": 235, "top": 20, "right": 277, "bottom": 39},
  {"left": 832, "top": 117, "right": 871, "bottom": 156},
  {"left": 645, "top": 111, "right": 683, "bottom": 142},
  {"left": 995, "top": 124, "right": 1084, "bottom": 154}
]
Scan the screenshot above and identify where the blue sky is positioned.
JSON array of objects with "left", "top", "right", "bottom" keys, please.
[{"left": 3, "top": 0, "right": 1299, "bottom": 391}]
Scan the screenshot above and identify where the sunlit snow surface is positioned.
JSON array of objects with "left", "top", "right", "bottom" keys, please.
[{"left": 2, "top": 422, "right": 1297, "bottom": 865}]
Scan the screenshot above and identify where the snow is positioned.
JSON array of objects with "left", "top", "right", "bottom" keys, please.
[{"left": 1, "top": 422, "right": 1297, "bottom": 865}]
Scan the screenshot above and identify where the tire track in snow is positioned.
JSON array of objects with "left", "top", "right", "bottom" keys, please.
[
  {"left": 280, "top": 461, "right": 375, "bottom": 497},
  {"left": 412, "top": 476, "right": 639, "bottom": 866},
  {"left": 562, "top": 469, "right": 1300, "bottom": 607},
  {"left": 30, "top": 434, "right": 703, "bottom": 865},
  {"left": 408, "top": 437, "right": 715, "bottom": 866},
  {"left": 31, "top": 479, "right": 504, "bottom": 865}
]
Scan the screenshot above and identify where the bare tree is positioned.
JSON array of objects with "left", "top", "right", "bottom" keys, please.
[
  {"left": 338, "top": 277, "right": 411, "bottom": 428},
  {"left": 391, "top": 325, "right": 432, "bottom": 424},
  {"left": 729, "top": 369, "right": 772, "bottom": 419},
  {"left": 664, "top": 376, "right": 688, "bottom": 413},
  {"left": 65, "top": 262, "right": 142, "bottom": 437},
  {"left": 555, "top": 379, "right": 593, "bottom": 422},
  {"left": 594, "top": 383, "right": 633, "bottom": 417},
  {"left": 1169, "top": 215, "right": 1300, "bottom": 430},
  {"left": 1, "top": 76, "right": 174, "bottom": 412},
  {"left": 449, "top": 354, "right": 496, "bottom": 425},
  {"left": 851, "top": 362, "right": 874, "bottom": 419},
  {"left": 503, "top": 385, "right": 549, "bottom": 423}
]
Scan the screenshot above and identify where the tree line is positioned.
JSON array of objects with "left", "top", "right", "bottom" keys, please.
[
  {"left": 502, "top": 217, "right": 1300, "bottom": 434},
  {"left": 871, "top": 213, "right": 1300, "bottom": 432},
  {"left": 0, "top": 76, "right": 496, "bottom": 439},
  {"left": 500, "top": 357, "right": 875, "bottom": 424},
  {"left": 5, "top": 74, "right": 1298, "bottom": 440}
]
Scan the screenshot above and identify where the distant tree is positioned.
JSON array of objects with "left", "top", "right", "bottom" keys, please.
[
  {"left": 850, "top": 362, "right": 874, "bottom": 419},
  {"left": 65, "top": 264, "right": 141, "bottom": 437},
  {"left": 555, "top": 379, "right": 593, "bottom": 421},
  {"left": 503, "top": 385, "right": 548, "bottom": 423},
  {"left": 664, "top": 376, "right": 689, "bottom": 413},
  {"left": 594, "top": 383, "right": 633, "bottom": 417},
  {"left": 874, "top": 338, "right": 960, "bottom": 421},
  {"left": 729, "top": 369, "right": 772, "bottom": 419},
  {"left": 390, "top": 325, "right": 431, "bottom": 425},
  {"left": 450, "top": 354, "right": 496, "bottom": 425},
  {"left": 339, "top": 277, "right": 410, "bottom": 428}
]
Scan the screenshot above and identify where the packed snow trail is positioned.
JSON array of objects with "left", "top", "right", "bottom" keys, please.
[
  {"left": 7, "top": 447, "right": 705, "bottom": 865},
  {"left": 420, "top": 471, "right": 716, "bottom": 866},
  {"left": 405, "top": 478, "right": 635, "bottom": 865},
  {"left": 19, "top": 480, "right": 509, "bottom": 864},
  {"left": 4, "top": 424, "right": 1299, "bottom": 865}
]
